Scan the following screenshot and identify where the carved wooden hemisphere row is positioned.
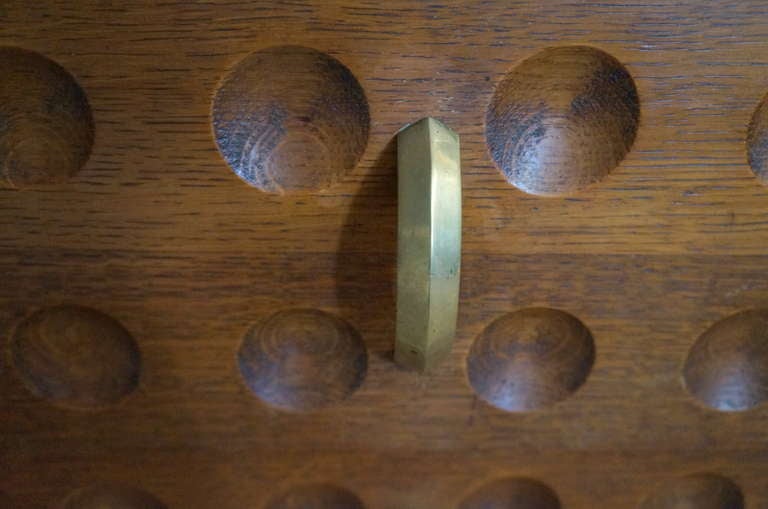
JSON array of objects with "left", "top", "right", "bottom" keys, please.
[{"left": 54, "top": 474, "right": 747, "bottom": 508}]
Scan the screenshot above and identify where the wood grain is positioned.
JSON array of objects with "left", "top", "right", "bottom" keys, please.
[
  {"left": 485, "top": 45, "right": 639, "bottom": 196},
  {"left": 747, "top": 92, "right": 768, "bottom": 184},
  {"left": 237, "top": 308, "right": 367, "bottom": 412},
  {"left": 466, "top": 307, "right": 595, "bottom": 412},
  {"left": 458, "top": 478, "right": 561, "bottom": 509},
  {"left": 0, "top": 46, "right": 94, "bottom": 188},
  {"left": 683, "top": 308, "right": 768, "bottom": 412},
  {"left": 264, "top": 483, "right": 365, "bottom": 509},
  {"left": 2, "top": 1, "right": 768, "bottom": 508},
  {"left": 10, "top": 304, "right": 140, "bottom": 409},
  {"left": 639, "top": 473, "right": 744, "bottom": 509},
  {"left": 61, "top": 482, "right": 167, "bottom": 509},
  {"left": 212, "top": 45, "right": 369, "bottom": 193}
]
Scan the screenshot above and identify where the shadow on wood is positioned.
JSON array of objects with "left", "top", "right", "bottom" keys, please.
[{"left": 335, "top": 138, "right": 397, "bottom": 362}]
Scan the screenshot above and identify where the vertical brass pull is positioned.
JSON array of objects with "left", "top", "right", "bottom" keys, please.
[{"left": 395, "top": 117, "right": 462, "bottom": 371}]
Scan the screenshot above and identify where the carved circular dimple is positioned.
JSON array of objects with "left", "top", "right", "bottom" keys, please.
[
  {"left": 212, "top": 45, "right": 370, "bottom": 193},
  {"left": 747, "top": 92, "right": 768, "bottom": 183},
  {"left": 467, "top": 307, "right": 595, "bottom": 412},
  {"left": 683, "top": 309, "right": 768, "bottom": 411},
  {"left": 458, "top": 478, "right": 561, "bottom": 509},
  {"left": 62, "top": 482, "right": 166, "bottom": 509},
  {"left": 640, "top": 474, "right": 744, "bottom": 509},
  {"left": 265, "top": 483, "right": 365, "bottom": 509},
  {"left": 10, "top": 305, "right": 140, "bottom": 408},
  {"left": 238, "top": 308, "right": 367, "bottom": 412},
  {"left": 0, "top": 47, "right": 94, "bottom": 188},
  {"left": 485, "top": 45, "right": 639, "bottom": 196}
]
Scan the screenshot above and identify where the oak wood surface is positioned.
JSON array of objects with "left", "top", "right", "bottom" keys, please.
[{"left": 2, "top": 1, "right": 768, "bottom": 508}]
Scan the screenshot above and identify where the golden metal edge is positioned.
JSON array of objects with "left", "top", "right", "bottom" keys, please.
[{"left": 395, "top": 117, "right": 461, "bottom": 372}]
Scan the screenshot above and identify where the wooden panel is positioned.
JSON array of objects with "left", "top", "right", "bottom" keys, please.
[{"left": 2, "top": 1, "right": 768, "bottom": 508}]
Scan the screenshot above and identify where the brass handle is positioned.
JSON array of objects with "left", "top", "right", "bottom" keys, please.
[{"left": 395, "top": 117, "right": 462, "bottom": 371}]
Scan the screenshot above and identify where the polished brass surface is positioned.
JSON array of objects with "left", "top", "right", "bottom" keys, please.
[{"left": 395, "top": 117, "right": 462, "bottom": 371}]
